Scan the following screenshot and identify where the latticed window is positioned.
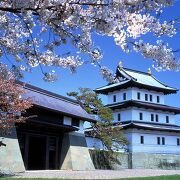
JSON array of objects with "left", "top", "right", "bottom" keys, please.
[
  {"left": 150, "top": 94, "right": 152, "bottom": 102},
  {"left": 123, "top": 93, "right": 126, "bottom": 100},
  {"left": 162, "top": 137, "right": 165, "bottom": 145},
  {"left": 113, "top": 95, "right": 116, "bottom": 102},
  {"left": 157, "top": 96, "right": 160, "bottom": 103},
  {"left": 151, "top": 114, "right": 154, "bottom": 121},
  {"left": 137, "top": 92, "right": 141, "bottom": 100},
  {"left": 156, "top": 114, "right": 159, "bottom": 122},
  {"left": 145, "top": 94, "right": 148, "bottom": 101},
  {"left": 140, "top": 136, "right": 144, "bottom": 144},
  {"left": 118, "top": 113, "right": 121, "bottom": 121},
  {"left": 139, "top": 112, "right": 143, "bottom": 120},
  {"left": 166, "top": 116, "right": 169, "bottom": 123},
  {"left": 177, "top": 138, "right": 180, "bottom": 146}
]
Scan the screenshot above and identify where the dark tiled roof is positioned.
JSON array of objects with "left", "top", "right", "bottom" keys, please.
[
  {"left": 22, "top": 83, "right": 96, "bottom": 122},
  {"left": 95, "top": 67, "right": 178, "bottom": 95},
  {"left": 107, "top": 100, "right": 180, "bottom": 114},
  {"left": 120, "top": 121, "right": 180, "bottom": 132}
]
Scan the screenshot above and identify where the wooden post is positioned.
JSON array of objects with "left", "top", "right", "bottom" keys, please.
[
  {"left": 24, "top": 134, "right": 29, "bottom": 170},
  {"left": 45, "top": 136, "right": 49, "bottom": 169}
]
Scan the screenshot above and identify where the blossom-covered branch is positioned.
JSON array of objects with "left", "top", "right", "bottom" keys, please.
[{"left": 0, "top": 0, "right": 179, "bottom": 82}]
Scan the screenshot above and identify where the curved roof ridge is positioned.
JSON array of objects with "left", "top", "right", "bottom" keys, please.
[
  {"left": 123, "top": 67, "right": 149, "bottom": 75},
  {"left": 151, "top": 74, "right": 178, "bottom": 91},
  {"left": 122, "top": 67, "right": 177, "bottom": 90}
]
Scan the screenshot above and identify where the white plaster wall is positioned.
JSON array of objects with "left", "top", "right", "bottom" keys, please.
[
  {"left": 85, "top": 129, "right": 180, "bottom": 154},
  {"left": 125, "top": 129, "right": 180, "bottom": 154},
  {"left": 108, "top": 89, "right": 132, "bottom": 104},
  {"left": 131, "top": 108, "right": 175, "bottom": 124},
  {"left": 113, "top": 108, "right": 132, "bottom": 122},
  {"left": 86, "top": 136, "right": 105, "bottom": 150},
  {"left": 76, "top": 120, "right": 84, "bottom": 134},
  {"left": 63, "top": 116, "right": 72, "bottom": 125},
  {"left": 85, "top": 136, "right": 127, "bottom": 152},
  {"left": 107, "top": 88, "right": 165, "bottom": 104},
  {"left": 124, "top": 132, "right": 133, "bottom": 152},
  {"left": 113, "top": 108, "right": 175, "bottom": 125},
  {"left": 132, "top": 88, "right": 165, "bottom": 104}
]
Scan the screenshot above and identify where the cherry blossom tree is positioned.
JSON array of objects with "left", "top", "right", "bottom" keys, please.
[
  {"left": 0, "top": 0, "right": 179, "bottom": 82},
  {"left": 0, "top": 63, "right": 32, "bottom": 138}
]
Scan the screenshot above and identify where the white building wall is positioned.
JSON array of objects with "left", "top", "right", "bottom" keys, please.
[
  {"left": 86, "top": 136, "right": 105, "bottom": 150},
  {"left": 86, "top": 136, "right": 127, "bottom": 152},
  {"left": 131, "top": 108, "right": 175, "bottom": 124},
  {"left": 113, "top": 108, "right": 175, "bottom": 125},
  {"left": 113, "top": 108, "right": 132, "bottom": 122},
  {"left": 64, "top": 116, "right": 84, "bottom": 134},
  {"left": 76, "top": 120, "right": 84, "bottom": 134},
  {"left": 125, "top": 129, "right": 180, "bottom": 154},
  {"left": 131, "top": 88, "right": 164, "bottom": 104},
  {"left": 63, "top": 116, "right": 72, "bottom": 125},
  {"left": 108, "top": 89, "right": 132, "bottom": 104},
  {"left": 85, "top": 129, "right": 180, "bottom": 154},
  {"left": 107, "top": 88, "right": 165, "bottom": 105}
]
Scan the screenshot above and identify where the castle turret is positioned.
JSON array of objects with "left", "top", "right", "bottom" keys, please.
[{"left": 93, "top": 64, "right": 180, "bottom": 169}]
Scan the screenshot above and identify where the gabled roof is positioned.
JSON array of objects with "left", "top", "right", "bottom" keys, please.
[
  {"left": 22, "top": 83, "right": 96, "bottom": 122},
  {"left": 95, "top": 66, "right": 178, "bottom": 95},
  {"left": 107, "top": 100, "right": 180, "bottom": 114}
]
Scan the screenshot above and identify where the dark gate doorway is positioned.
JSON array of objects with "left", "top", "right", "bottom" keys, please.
[
  {"left": 28, "top": 136, "right": 46, "bottom": 170},
  {"left": 16, "top": 106, "right": 77, "bottom": 170}
]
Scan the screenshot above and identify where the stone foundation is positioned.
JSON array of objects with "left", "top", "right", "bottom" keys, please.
[
  {"left": 131, "top": 153, "right": 180, "bottom": 170},
  {"left": 0, "top": 128, "right": 25, "bottom": 174},
  {"left": 0, "top": 129, "right": 95, "bottom": 173},
  {"left": 60, "top": 132, "right": 95, "bottom": 170},
  {"left": 89, "top": 150, "right": 180, "bottom": 170}
]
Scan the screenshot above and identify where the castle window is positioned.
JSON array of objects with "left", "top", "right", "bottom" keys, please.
[
  {"left": 151, "top": 114, "right": 154, "bottom": 122},
  {"left": 150, "top": 95, "right": 152, "bottom": 102},
  {"left": 157, "top": 137, "right": 160, "bottom": 145},
  {"left": 166, "top": 116, "right": 169, "bottom": 123},
  {"left": 118, "top": 113, "right": 121, "bottom": 121},
  {"left": 155, "top": 114, "right": 159, "bottom": 122},
  {"left": 145, "top": 94, "right": 148, "bottom": 101},
  {"left": 177, "top": 138, "right": 180, "bottom": 146},
  {"left": 137, "top": 92, "right": 141, "bottom": 100},
  {"left": 123, "top": 93, "right": 126, "bottom": 100},
  {"left": 139, "top": 112, "right": 143, "bottom": 120},
  {"left": 162, "top": 137, "right": 165, "bottom": 145},
  {"left": 113, "top": 95, "right": 116, "bottom": 102},
  {"left": 157, "top": 96, "right": 160, "bottom": 103},
  {"left": 140, "top": 136, "right": 144, "bottom": 144}
]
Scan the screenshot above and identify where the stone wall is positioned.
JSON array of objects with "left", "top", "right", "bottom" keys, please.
[
  {"left": 60, "top": 132, "right": 95, "bottom": 170},
  {"left": 89, "top": 150, "right": 129, "bottom": 169},
  {"left": 131, "top": 153, "right": 180, "bottom": 170},
  {"left": 89, "top": 150, "right": 180, "bottom": 170},
  {"left": 0, "top": 128, "right": 25, "bottom": 174}
]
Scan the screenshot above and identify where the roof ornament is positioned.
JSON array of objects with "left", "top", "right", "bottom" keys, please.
[
  {"left": 148, "top": 68, "right": 152, "bottom": 75},
  {"left": 118, "top": 61, "right": 123, "bottom": 69}
]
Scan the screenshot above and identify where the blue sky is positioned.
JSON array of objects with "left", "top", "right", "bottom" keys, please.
[{"left": 22, "top": 1, "right": 180, "bottom": 123}]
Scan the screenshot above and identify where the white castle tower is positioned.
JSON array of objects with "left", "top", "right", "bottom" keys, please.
[{"left": 90, "top": 63, "right": 180, "bottom": 169}]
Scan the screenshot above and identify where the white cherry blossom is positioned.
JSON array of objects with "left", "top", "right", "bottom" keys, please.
[{"left": 0, "top": 0, "right": 178, "bottom": 82}]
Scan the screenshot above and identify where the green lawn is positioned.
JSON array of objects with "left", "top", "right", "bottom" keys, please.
[
  {"left": 114, "top": 174, "right": 180, "bottom": 180},
  {"left": 1, "top": 174, "right": 180, "bottom": 180}
]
